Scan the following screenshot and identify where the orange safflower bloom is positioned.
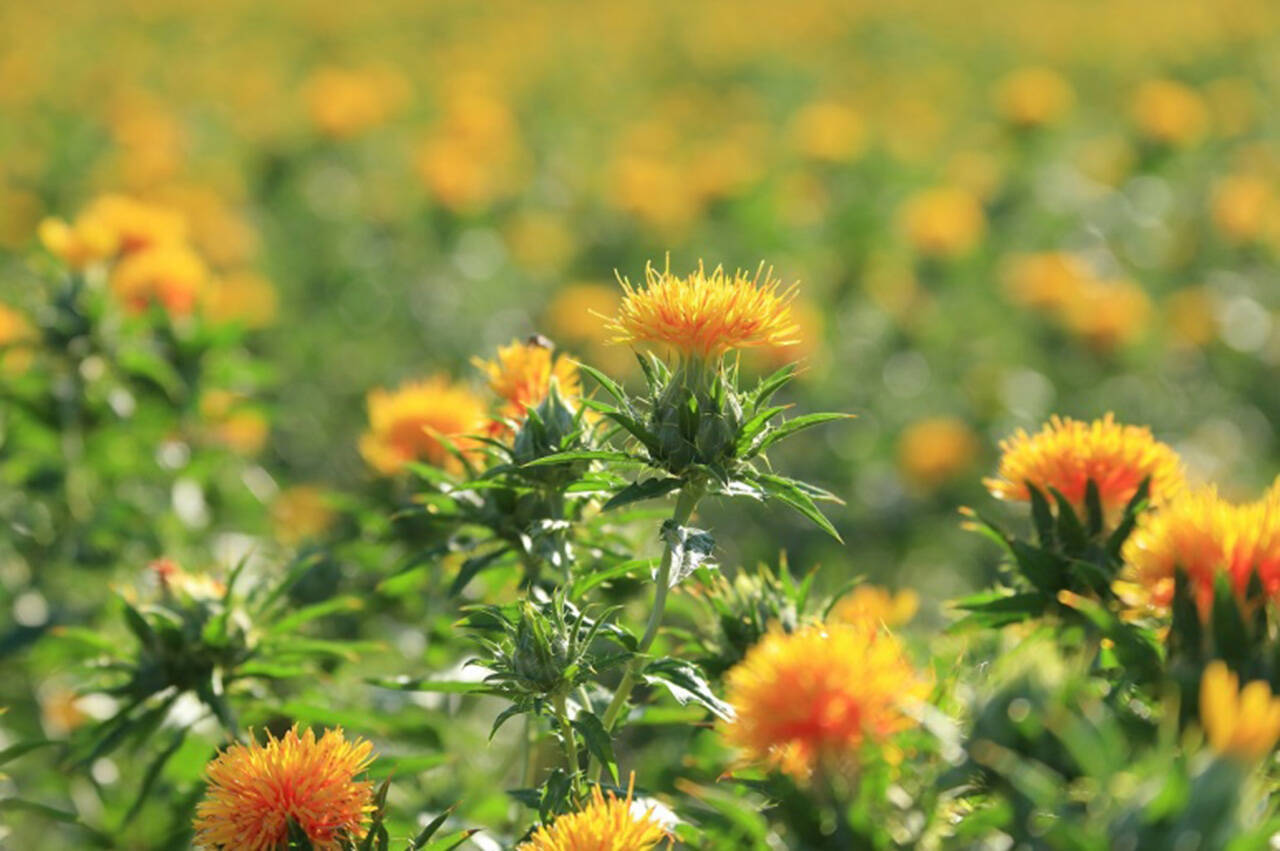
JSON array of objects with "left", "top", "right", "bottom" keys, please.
[
  {"left": 1118, "top": 482, "right": 1280, "bottom": 617},
  {"left": 722, "top": 621, "right": 925, "bottom": 777},
  {"left": 985, "top": 414, "right": 1185, "bottom": 515},
  {"left": 359, "top": 376, "right": 488, "bottom": 475},
  {"left": 897, "top": 416, "right": 980, "bottom": 490},
  {"left": 193, "top": 725, "right": 375, "bottom": 851},
  {"left": 82, "top": 194, "right": 188, "bottom": 255},
  {"left": 110, "top": 244, "right": 208, "bottom": 317},
  {"left": 473, "top": 337, "right": 580, "bottom": 422},
  {"left": 517, "top": 778, "right": 669, "bottom": 851},
  {"left": 606, "top": 261, "right": 799, "bottom": 361}
]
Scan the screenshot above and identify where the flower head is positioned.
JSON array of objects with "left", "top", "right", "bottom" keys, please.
[
  {"left": 82, "top": 194, "right": 188, "bottom": 256},
  {"left": 1132, "top": 79, "right": 1209, "bottom": 146},
  {"left": 474, "top": 337, "right": 581, "bottom": 423},
  {"left": 985, "top": 414, "right": 1185, "bottom": 515},
  {"left": 359, "top": 375, "right": 487, "bottom": 475},
  {"left": 193, "top": 725, "right": 375, "bottom": 851},
  {"left": 993, "top": 67, "right": 1074, "bottom": 127},
  {"left": 722, "top": 621, "right": 925, "bottom": 777},
  {"left": 1118, "top": 482, "right": 1280, "bottom": 617},
  {"left": 606, "top": 261, "right": 799, "bottom": 361},
  {"left": 899, "top": 186, "right": 986, "bottom": 259},
  {"left": 517, "top": 779, "right": 669, "bottom": 851},
  {"left": 110, "top": 244, "right": 208, "bottom": 317},
  {"left": 897, "top": 416, "right": 979, "bottom": 490},
  {"left": 303, "top": 66, "right": 409, "bottom": 139},
  {"left": 829, "top": 585, "right": 919, "bottom": 628},
  {"left": 1200, "top": 661, "right": 1280, "bottom": 762}
]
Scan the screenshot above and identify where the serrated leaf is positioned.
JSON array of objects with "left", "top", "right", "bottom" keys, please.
[
  {"left": 602, "top": 477, "right": 683, "bottom": 512},
  {"left": 747, "top": 412, "right": 853, "bottom": 457},
  {"left": 643, "top": 658, "right": 734, "bottom": 721},
  {"left": 572, "top": 712, "right": 619, "bottom": 784},
  {"left": 660, "top": 521, "right": 716, "bottom": 587},
  {"left": 753, "top": 473, "right": 841, "bottom": 541}
]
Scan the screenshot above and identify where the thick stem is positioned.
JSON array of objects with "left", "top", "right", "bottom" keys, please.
[
  {"left": 552, "top": 692, "right": 580, "bottom": 793},
  {"left": 593, "top": 482, "right": 704, "bottom": 776}
]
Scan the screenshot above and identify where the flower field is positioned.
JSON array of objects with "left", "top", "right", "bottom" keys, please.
[{"left": 3, "top": 0, "right": 1280, "bottom": 847}]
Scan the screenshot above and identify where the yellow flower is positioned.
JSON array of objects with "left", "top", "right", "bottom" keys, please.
[
  {"left": 303, "top": 66, "right": 409, "bottom": 139},
  {"left": 830, "top": 585, "right": 920, "bottom": 628},
  {"left": 193, "top": 725, "right": 375, "bottom": 851},
  {"left": 899, "top": 186, "right": 986, "bottom": 259},
  {"left": 1164, "top": 287, "right": 1218, "bottom": 348},
  {"left": 474, "top": 337, "right": 581, "bottom": 422},
  {"left": 1118, "top": 483, "right": 1280, "bottom": 618},
  {"left": 789, "top": 100, "right": 866, "bottom": 163},
  {"left": 1211, "top": 174, "right": 1274, "bottom": 243},
  {"left": 517, "top": 779, "right": 670, "bottom": 851},
  {"left": 1132, "top": 79, "right": 1209, "bottom": 146},
  {"left": 1200, "top": 661, "right": 1280, "bottom": 762},
  {"left": 82, "top": 194, "right": 188, "bottom": 256},
  {"left": 272, "top": 486, "right": 337, "bottom": 546},
  {"left": 37, "top": 215, "right": 119, "bottom": 268},
  {"left": 544, "top": 283, "right": 622, "bottom": 345},
  {"left": 414, "top": 79, "right": 521, "bottom": 211},
  {"left": 985, "top": 414, "right": 1185, "bottom": 515},
  {"left": 110, "top": 244, "right": 208, "bottom": 317},
  {"left": 897, "top": 416, "right": 979, "bottom": 490},
  {"left": 359, "top": 376, "right": 488, "bottom": 475},
  {"left": 722, "top": 621, "right": 925, "bottom": 777},
  {"left": 1059, "top": 277, "right": 1151, "bottom": 350},
  {"left": 1003, "top": 252, "right": 1091, "bottom": 311},
  {"left": 993, "top": 67, "right": 1074, "bottom": 128},
  {"left": 607, "top": 261, "right": 799, "bottom": 361},
  {"left": 205, "top": 271, "right": 279, "bottom": 329}
]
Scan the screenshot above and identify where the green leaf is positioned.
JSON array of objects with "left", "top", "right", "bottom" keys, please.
[
  {"left": 1084, "top": 479, "right": 1104, "bottom": 537},
  {"left": 948, "top": 590, "right": 1049, "bottom": 629},
  {"left": 121, "top": 730, "right": 186, "bottom": 826},
  {"left": 366, "top": 677, "right": 494, "bottom": 694},
  {"left": 1027, "top": 483, "right": 1055, "bottom": 549},
  {"left": 417, "top": 829, "right": 480, "bottom": 851},
  {"left": 602, "top": 477, "right": 683, "bottom": 512},
  {"left": 521, "top": 450, "right": 639, "bottom": 468},
  {"left": 753, "top": 473, "right": 842, "bottom": 541},
  {"left": 450, "top": 547, "right": 513, "bottom": 596},
  {"left": 576, "top": 362, "right": 631, "bottom": 409},
  {"left": 0, "top": 738, "right": 59, "bottom": 766},
  {"left": 747, "top": 411, "right": 853, "bottom": 457},
  {"left": 268, "top": 596, "right": 364, "bottom": 635},
  {"left": 643, "top": 657, "right": 734, "bottom": 721},
  {"left": 750, "top": 362, "right": 797, "bottom": 408},
  {"left": 1049, "top": 487, "right": 1087, "bottom": 553},
  {"left": 660, "top": 521, "right": 716, "bottom": 587},
  {"left": 733, "top": 404, "right": 789, "bottom": 452},
  {"left": 572, "top": 712, "right": 619, "bottom": 784}
]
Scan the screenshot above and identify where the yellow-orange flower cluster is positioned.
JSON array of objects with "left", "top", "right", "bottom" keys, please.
[
  {"left": 722, "top": 621, "right": 925, "bottom": 777},
  {"left": 303, "top": 65, "right": 410, "bottom": 139},
  {"left": 193, "top": 725, "right": 375, "bottom": 851},
  {"left": 473, "top": 337, "right": 581, "bottom": 424},
  {"left": 606, "top": 262, "right": 799, "bottom": 360},
  {"left": 1200, "top": 661, "right": 1280, "bottom": 762},
  {"left": 985, "top": 414, "right": 1185, "bottom": 516},
  {"left": 1118, "top": 481, "right": 1280, "bottom": 617},
  {"left": 517, "top": 780, "right": 670, "bottom": 851},
  {"left": 359, "top": 375, "right": 488, "bottom": 475},
  {"left": 1003, "top": 253, "right": 1151, "bottom": 350}
]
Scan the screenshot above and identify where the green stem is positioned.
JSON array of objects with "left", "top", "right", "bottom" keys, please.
[
  {"left": 593, "top": 481, "right": 704, "bottom": 777},
  {"left": 553, "top": 692, "right": 580, "bottom": 793}
]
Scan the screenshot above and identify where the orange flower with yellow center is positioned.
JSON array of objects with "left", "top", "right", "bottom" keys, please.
[
  {"left": 82, "top": 194, "right": 188, "bottom": 256},
  {"left": 473, "top": 337, "right": 580, "bottom": 422},
  {"left": 110, "top": 244, "right": 208, "bottom": 317},
  {"left": 359, "top": 376, "right": 488, "bottom": 475},
  {"left": 1118, "top": 482, "right": 1280, "bottom": 617},
  {"left": 517, "top": 780, "right": 669, "bottom": 851},
  {"left": 722, "top": 621, "right": 925, "bottom": 777},
  {"left": 1200, "top": 661, "right": 1280, "bottom": 762},
  {"left": 193, "top": 725, "right": 375, "bottom": 851},
  {"left": 985, "top": 414, "right": 1185, "bottom": 515},
  {"left": 606, "top": 261, "right": 799, "bottom": 361}
]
